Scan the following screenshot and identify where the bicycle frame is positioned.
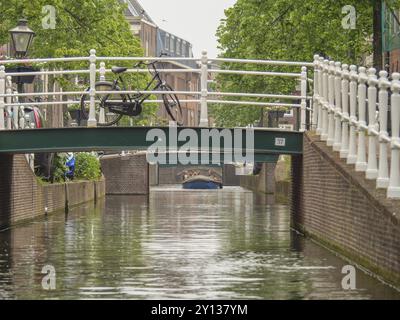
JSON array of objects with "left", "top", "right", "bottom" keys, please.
[{"left": 112, "top": 61, "right": 165, "bottom": 106}]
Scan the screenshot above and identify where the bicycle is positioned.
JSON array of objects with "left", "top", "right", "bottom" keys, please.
[{"left": 80, "top": 57, "right": 183, "bottom": 126}]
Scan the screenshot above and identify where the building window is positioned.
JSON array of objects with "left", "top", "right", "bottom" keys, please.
[
  {"left": 165, "top": 33, "right": 170, "bottom": 51},
  {"left": 181, "top": 41, "right": 186, "bottom": 57},
  {"left": 176, "top": 39, "right": 181, "bottom": 55},
  {"left": 170, "top": 36, "right": 175, "bottom": 53}
]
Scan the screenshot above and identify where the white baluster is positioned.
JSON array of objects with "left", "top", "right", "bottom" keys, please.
[
  {"left": 321, "top": 59, "right": 329, "bottom": 141},
  {"left": 0, "top": 66, "right": 5, "bottom": 130},
  {"left": 347, "top": 65, "right": 358, "bottom": 164},
  {"left": 366, "top": 68, "right": 378, "bottom": 179},
  {"left": 317, "top": 57, "right": 324, "bottom": 134},
  {"left": 6, "top": 76, "right": 12, "bottom": 129},
  {"left": 388, "top": 73, "right": 400, "bottom": 198},
  {"left": 312, "top": 55, "right": 320, "bottom": 131},
  {"left": 327, "top": 61, "right": 335, "bottom": 146},
  {"left": 199, "top": 50, "right": 209, "bottom": 127},
  {"left": 87, "top": 49, "right": 97, "bottom": 127},
  {"left": 377, "top": 70, "right": 390, "bottom": 189},
  {"left": 355, "top": 67, "right": 368, "bottom": 172},
  {"left": 340, "top": 64, "right": 350, "bottom": 158},
  {"left": 99, "top": 61, "right": 106, "bottom": 125},
  {"left": 333, "top": 62, "right": 342, "bottom": 151},
  {"left": 300, "top": 66, "right": 307, "bottom": 131}
]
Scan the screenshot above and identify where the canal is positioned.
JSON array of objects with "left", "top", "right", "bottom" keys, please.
[{"left": 0, "top": 186, "right": 398, "bottom": 299}]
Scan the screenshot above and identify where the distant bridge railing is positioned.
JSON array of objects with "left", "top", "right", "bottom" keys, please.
[
  {"left": 0, "top": 49, "right": 312, "bottom": 130},
  {"left": 312, "top": 55, "right": 400, "bottom": 199}
]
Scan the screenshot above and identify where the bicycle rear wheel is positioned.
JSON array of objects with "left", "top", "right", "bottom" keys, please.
[
  {"left": 80, "top": 82, "right": 124, "bottom": 127},
  {"left": 161, "top": 84, "right": 183, "bottom": 126}
]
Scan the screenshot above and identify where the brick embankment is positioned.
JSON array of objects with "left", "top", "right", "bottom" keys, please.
[
  {"left": 0, "top": 154, "right": 105, "bottom": 230},
  {"left": 100, "top": 152, "right": 149, "bottom": 195},
  {"left": 291, "top": 132, "right": 400, "bottom": 287}
]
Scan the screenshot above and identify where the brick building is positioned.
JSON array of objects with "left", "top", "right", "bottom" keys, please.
[
  {"left": 122, "top": 0, "right": 200, "bottom": 126},
  {"left": 383, "top": 3, "right": 400, "bottom": 72}
]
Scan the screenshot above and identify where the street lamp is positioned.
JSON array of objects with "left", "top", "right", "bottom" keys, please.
[
  {"left": 9, "top": 19, "right": 35, "bottom": 58},
  {"left": 8, "top": 19, "right": 36, "bottom": 100}
]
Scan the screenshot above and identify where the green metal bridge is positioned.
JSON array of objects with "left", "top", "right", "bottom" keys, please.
[{"left": 0, "top": 127, "right": 303, "bottom": 163}]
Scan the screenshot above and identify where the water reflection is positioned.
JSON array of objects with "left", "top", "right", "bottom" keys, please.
[{"left": 0, "top": 186, "right": 398, "bottom": 299}]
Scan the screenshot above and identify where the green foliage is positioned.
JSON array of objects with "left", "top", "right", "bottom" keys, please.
[
  {"left": 212, "top": 0, "right": 375, "bottom": 127},
  {"left": 74, "top": 152, "right": 101, "bottom": 180},
  {"left": 0, "top": 0, "right": 158, "bottom": 124},
  {"left": 51, "top": 153, "right": 67, "bottom": 182}
]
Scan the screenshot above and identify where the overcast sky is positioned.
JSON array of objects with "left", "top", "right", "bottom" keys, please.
[{"left": 140, "top": 0, "right": 237, "bottom": 58}]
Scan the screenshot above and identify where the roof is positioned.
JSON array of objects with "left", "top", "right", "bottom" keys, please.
[{"left": 122, "top": 0, "right": 155, "bottom": 24}]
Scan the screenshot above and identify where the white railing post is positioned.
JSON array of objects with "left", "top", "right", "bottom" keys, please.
[
  {"left": 327, "top": 61, "right": 335, "bottom": 146},
  {"left": 355, "top": 67, "right": 368, "bottom": 172},
  {"left": 377, "top": 70, "right": 390, "bottom": 189},
  {"left": 347, "top": 65, "right": 358, "bottom": 164},
  {"left": 0, "top": 66, "right": 5, "bottom": 130},
  {"left": 300, "top": 66, "right": 307, "bottom": 131},
  {"left": 333, "top": 62, "right": 342, "bottom": 151},
  {"left": 13, "top": 90, "right": 19, "bottom": 129},
  {"left": 366, "top": 68, "right": 378, "bottom": 180},
  {"left": 321, "top": 59, "right": 329, "bottom": 140},
  {"left": 199, "top": 50, "right": 209, "bottom": 127},
  {"left": 317, "top": 57, "right": 324, "bottom": 134},
  {"left": 388, "top": 73, "right": 400, "bottom": 198},
  {"left": 340, "top": 64, "right": 350, "bottom": 158},
  {"left": 6, "top": 76, "right": 12, "bottom": 129},
  {"left": 312, "top": 55, "right": 319, "bottom": 131},
  {"left": 87, "top": 49, "right": 97, "bottom": 127},
  {"left": 99, "top": 61, "right": 106, "bottom": 125}
]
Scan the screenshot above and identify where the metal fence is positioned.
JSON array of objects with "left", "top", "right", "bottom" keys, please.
[
  {"left": 313, "top": 54, "right": 400, "bottom": 199},
  {"left": 0, "top": 49, "right": 311, "bottom": 130}
]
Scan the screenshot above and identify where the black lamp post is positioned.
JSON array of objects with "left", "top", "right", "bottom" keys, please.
[
  {"left": 9, "top": 19, "right": 36, "bottom": 97},
  {"left": 9, "top": 19, "right": 35, "bottom": 59}
]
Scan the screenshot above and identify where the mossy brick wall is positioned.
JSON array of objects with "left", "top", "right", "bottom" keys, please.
[
  {"left": 0, "top": 154, "right": 105, "bottom": 229},
  {"left": 100, "top": 153, "right": 149, "bottom": 195},
  {"left": 291, "top": 132, "right": 400, "bottom": 286}
]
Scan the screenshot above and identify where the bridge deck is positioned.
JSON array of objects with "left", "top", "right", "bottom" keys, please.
[{"left": 0, "top": 127, "right": 303, "bottom": 161}]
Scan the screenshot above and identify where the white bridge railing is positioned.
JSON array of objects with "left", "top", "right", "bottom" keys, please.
[
  {"left": 313, "top": 55, "right": 400, "bottom": 199},
  {"left": 0, "top": 49, "right": 311, "bottom": 130}
]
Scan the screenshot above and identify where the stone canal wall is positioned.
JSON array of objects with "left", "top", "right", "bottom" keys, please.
[
  {"left": 0, "top": 154, "right": 105, "bottom": 230},
  {"left": 100, "top": 152, "right": 149, "bottom": 195},
  {"left": 240, "top": 163, "right": 277, "bottom": 194},
  {"left": 292, "top": 132, "right": 400, "bottom": 287}
]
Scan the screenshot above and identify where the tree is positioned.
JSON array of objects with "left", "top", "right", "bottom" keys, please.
[
  {"left": 0, "top": 0, "right": 159, "bottom": 125},
  {"left": 211, "top": 0, "right": 375, "bottom": 127}
]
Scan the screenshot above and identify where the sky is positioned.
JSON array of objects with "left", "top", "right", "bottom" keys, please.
[{"left": 140, "top": 0, "right": 237, "bottom": 58}]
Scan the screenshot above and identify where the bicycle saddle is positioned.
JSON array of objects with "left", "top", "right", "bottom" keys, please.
[{"left": 111, "top": 66, "right": 128, "bottom": 74}]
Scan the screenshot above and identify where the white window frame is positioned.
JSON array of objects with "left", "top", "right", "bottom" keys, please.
[{"left": 165, "top": 33, "right": 170, "bottom": 51}]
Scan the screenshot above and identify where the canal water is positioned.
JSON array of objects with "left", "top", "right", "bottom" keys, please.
[{"left": 0, "top": 186, "right": 398, "bottom": 299}]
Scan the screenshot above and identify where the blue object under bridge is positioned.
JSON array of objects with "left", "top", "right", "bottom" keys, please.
[{"left": 0, "top": 127, "right": 303, "bottom": 162}]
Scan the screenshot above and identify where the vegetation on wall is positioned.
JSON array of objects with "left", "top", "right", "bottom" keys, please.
[{"left": 74, "top": 152, "right": 101, "bottom": 181}]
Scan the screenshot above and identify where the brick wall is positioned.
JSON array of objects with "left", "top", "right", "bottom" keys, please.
[
  {"left": 240, "top": 163, "right": 276, "bottom": 194},
  {"left": 0, "top": 154, "right": 105, "bottom": 230},
  {"left": 292, "top": 132, "right": 400, "bottom": 286},
  {"left": 100, "top": 153, "right": 149, "bottom": 195}
]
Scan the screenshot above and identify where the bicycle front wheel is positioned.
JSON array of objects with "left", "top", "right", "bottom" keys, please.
[
  {"left": 80, "top": 82, "right": 124, "bottom": 127},
  {"left": 161, "top": 84, "right": 183, "bottom": 126}
]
